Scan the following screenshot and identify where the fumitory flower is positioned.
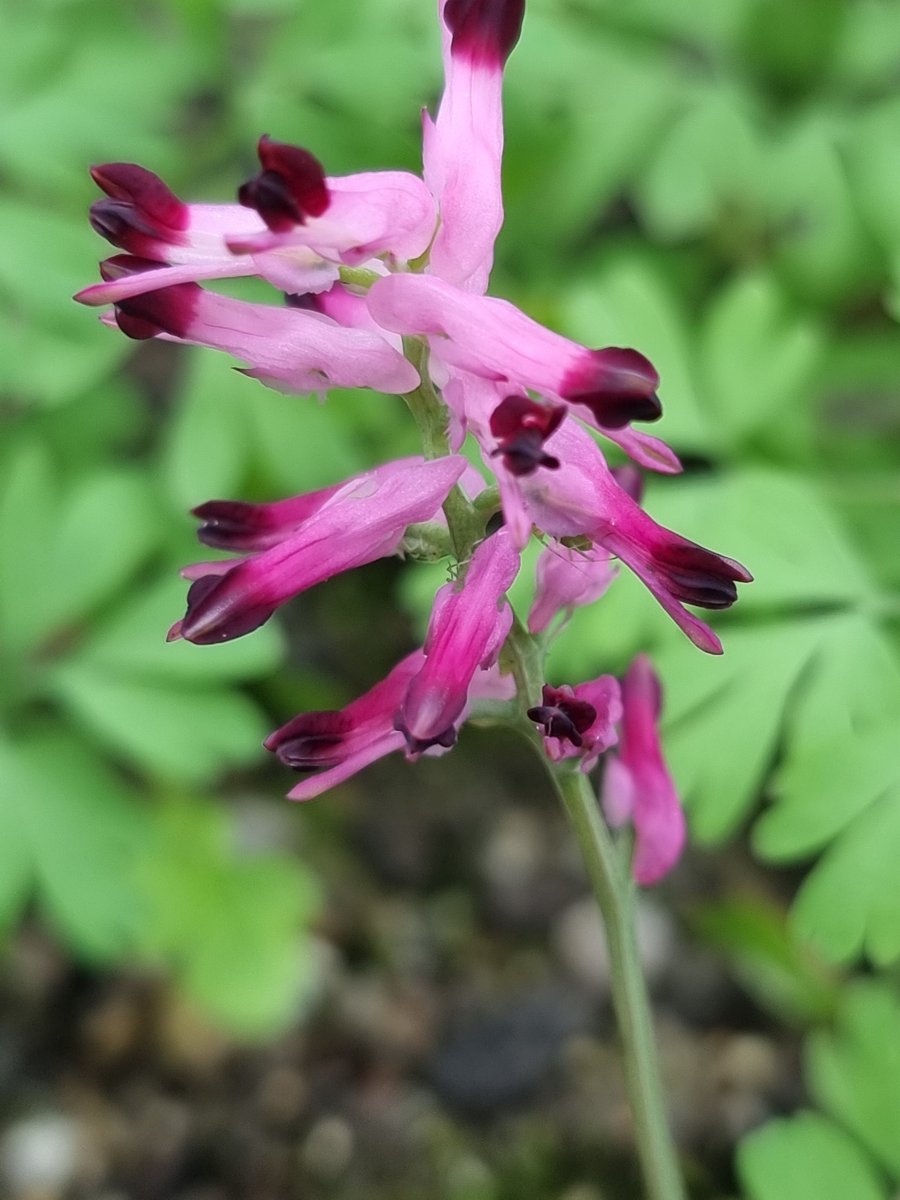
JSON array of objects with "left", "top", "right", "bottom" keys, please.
[
  {"left": 170, "top": 456, "right": 466, "bottom": 644},
  {"left": 77, "top": 0, "right": 750, "bottom": 889}
]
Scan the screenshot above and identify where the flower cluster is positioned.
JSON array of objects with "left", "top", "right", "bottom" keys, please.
[{"left": 77, "top": 0, "right": 750, "bottom": 885}]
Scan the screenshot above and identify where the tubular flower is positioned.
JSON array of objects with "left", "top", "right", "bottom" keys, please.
[
  {"left": 169, "top": 456, "right": 466, "bottom": 644},
  {"left": 424, "top": 0, "right": 525, "bottom": 292},
  {"left": 367, "top": 273, "right": 661, "bottom": 431},
  {"left": 516, "top": 420, "right": 752, "bottom": 654},
  {"left": 269, "top": 654, "right": 516, "bottom": 801},
  {"left": 397, "top": 527, "right": 520, "bottom": 753},
  {"left": 601, "top": 656, "right": 685, "bottom": 886}
]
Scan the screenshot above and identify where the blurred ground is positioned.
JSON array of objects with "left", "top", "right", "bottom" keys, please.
[{"left": 1, "top": 738, "right": 803, "bottom": 1200}]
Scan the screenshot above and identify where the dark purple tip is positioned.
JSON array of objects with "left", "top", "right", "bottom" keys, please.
[
  {"left": 265, "top": 711, "right": 350, "bottom": 768},
  {"left": 561, "top": 347, "right": 661, "bottom": 429},
  {"left": 394, "top": 720, "right": 459, "bottom": 756},
  {"left": 527, "top": 686, "right": 596, "bottom": 747},
  {"left": 444, "top": 0, "right": 525, "bottom": 66},
  {"left": 654, "top": 540, "right": 752, "bottom": 610},
  {"left": 192, "top": 500, "right": 281, "bottom": 552},
  {"left": 114, "top": 280, "right": 200, "bottom": 341},
  {"left": 179, "top": 572, "right": 278, "bottom": 645},
  {"left": 489, "top": 394, "right": 565, "bottom": 476},
  {"left": 238, "top": 135, "right": 330, "bottom": 232},
  {"left": 99, "top": 254, "right": 163, "bottom": 282},
  {"left": 89, "top": 163, "right": 188, "bottom": 252}
]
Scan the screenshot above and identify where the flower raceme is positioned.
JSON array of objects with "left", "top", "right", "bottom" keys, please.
[{"left": 77, "top": 0, "right": 751, "bottom": 886}]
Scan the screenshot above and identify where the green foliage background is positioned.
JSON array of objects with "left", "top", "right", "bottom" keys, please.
[{"left": 1, "top": 0, "right": 899, "bottom": 1194}]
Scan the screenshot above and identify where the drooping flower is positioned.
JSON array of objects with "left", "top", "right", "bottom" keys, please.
[
  {"left": 396, "top": 526, "right": 520, "bottom": 752},
  {"left": 601, "top": 655, "right": 685, "bottom": 886},
  {"left": 268, "top": 652, "right": 516, "bottom": 801},
  {"left": 515, "top": 419, "right": 752, "bottom": 654},
  {"left": 170, "top": 456, "right": 466, "bottom": 644},
  {"left": 94, "top": 255, "right": 419, "bottom": 397}
]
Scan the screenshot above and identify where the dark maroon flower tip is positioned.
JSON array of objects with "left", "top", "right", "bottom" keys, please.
[
  {"left": 178, "top": 573, "right": 278, "bottom": 645},
  {"left": 89, "top": 164, "right": 188, "bottom": 251},
  {"left": 192, "top": 500, "right": 279, "bottom": 551},
  {"left": 98, "top": 254, "right": 163, "bottom": 282},
  {"left": 264, "top": 711, "right": 350, "bottom": 768},
  {"left": 238, "top": 135, "right": 330, "bottom": 232},
  {"left": 654, "top": 541, "right": 752, "bottom": 610},
  {"left": 489, "top": 394, "right": 565, "bottom": 476},
  {"left": 561, "top": 347, "right": 662, "bottom": 429},
  {"left": 394, "top": 720, "right": 458, "bottom": 756},
  {"left": 527, "top": 685, "right": 596, "bottom": 747},
  {"left": 113, "top": 280, "right": 200, "bottom": 341},
  {"left": 444, "top": 0, "right": 525, "bottom": 66}
]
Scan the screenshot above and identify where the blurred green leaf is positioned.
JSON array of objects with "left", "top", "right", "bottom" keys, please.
[
  {"left": 698, "top": 271, "right": 823, "bottom": 446},
  {"left": 51, "top": 659, "right": 269, "bottom": 782},
  {"left": 139, "top": 797, "right": 320, "bottom": 1036},
  {"left": 692, "top": 896, "right": 838, "bottom": 1026},
  {"left": 635, "top": 83, "right": 766, "bottom": 242},
  {"left": 808, "top": 981, "right": 900, "bottom": 1181},
  {"left": 0, "top": 729, "right": 149, "bottom": 959},
  {"left": 73, "top": 575, "right": 283, "bottom": 685},
  {"left": 561, "top": 258, "right": 715, "bottom": 454},
  {"left": 0, "top": 740, "right": 34, "bottom": 934},
  {"left": 162, "top": 352, "right": 252, "bottom": 511},
  {"left": 738, "top": 1111, "right": 887, "bottom": 1200},
  {"left": 790, "top": 787, "right": 900, "bottom": 967}
]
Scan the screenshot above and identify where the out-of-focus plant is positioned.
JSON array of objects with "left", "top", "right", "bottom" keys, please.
[{"left": 0, "top": 0, "right": 328, "bottom": 1037}]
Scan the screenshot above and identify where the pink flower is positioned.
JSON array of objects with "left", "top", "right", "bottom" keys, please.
[
  {"left": 516, "top": 420, "right": 751, "bottom": 654},
  {"left": 169, "top": 456, "right": 466, "bottom": 644},
  {"left": 81, "top": 148, "right": 436, "bottom": 299},
  {"left": 268, "top": 652, "right": 516, "bottom": 801},
  {"left": 528, "top": 676, "right": 622, "bottom": 771},
  {"left": 94, "top": 256, "right": 418, "bottom": 397},
  {"left": 601, "top": 655, "right": 685, "bottom": 886},
  {"left": 367, "top": 273, "right": 661, "bottom": 430},
  {"left": 527, "top": 544, "right": 618, "bottom": 634},
  {"left": 267, "top": 651, "right": 422, "bottom": 801},
  {"left": 397, "top": 526, "right": 520, "bottom": 751},
  {"left": 424, "top": 0, "right": 524, "bottom": 292}
]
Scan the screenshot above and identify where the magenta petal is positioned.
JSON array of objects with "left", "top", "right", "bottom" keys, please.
[
  {"left": 116, "top": 283, "right": 419, "bottom": 396},
  {"left": 518, "top": 420, "right": 750, "bottom": 653},
  {"left": 443, "top": 0, "right": 525, "bottom": 66},
  {"left": 269, "top": 651, "right": 426, "bottom": 800},
  {"left": 601, "top": 655, "right": 685, "bottom": 886},
  {"left": 177, "top": 457, "right": 467, "bottom": 644},
  {"left": 398, "top": 526, "right": 520, "bottom": 751},
  {"left": 367, "top": 274, "right": 661, "bottom": 429},
  {"left": 528, "top": 544, "right": 618, "bottom": 634}
]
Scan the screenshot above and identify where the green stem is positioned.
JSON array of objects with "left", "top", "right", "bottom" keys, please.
[
  {"left": 401, "top": 336, "right": 482, "bottom": 561},
  {"left": 397, "top": 337, "right": 683, "bottom": 1197},
  {"left": 553, "top": 768, "right": 687, "bottom": 1200}
]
